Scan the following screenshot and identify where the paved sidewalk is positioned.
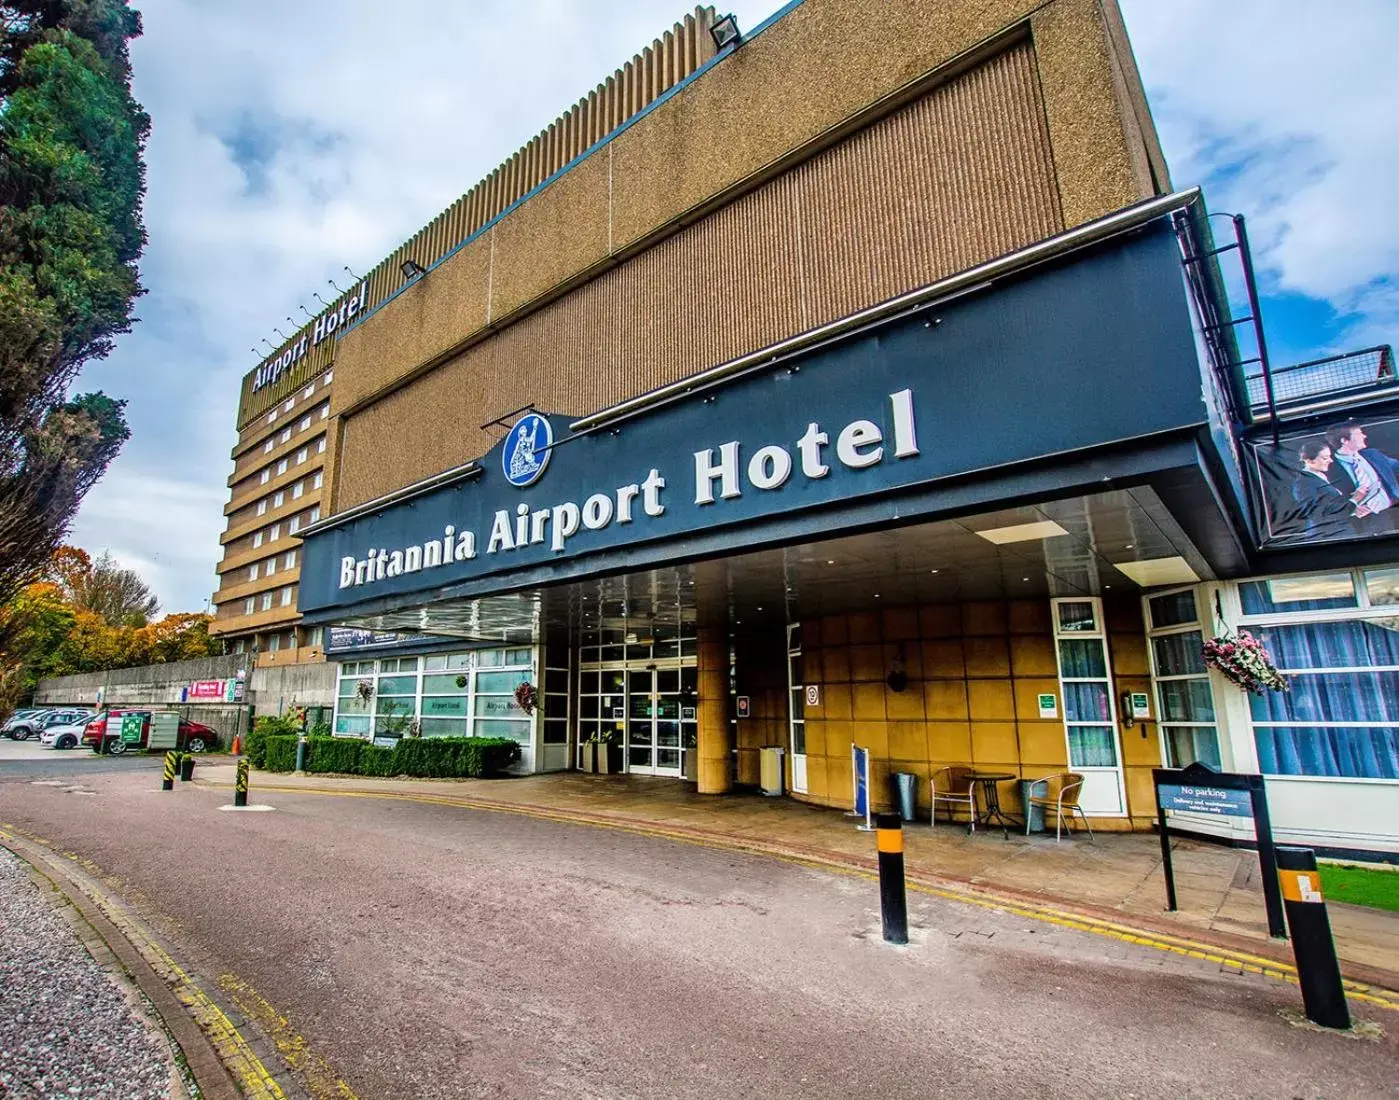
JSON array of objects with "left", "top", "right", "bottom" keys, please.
[{"left": 196, "top": 764, "right": 1399, "bottom": 991}]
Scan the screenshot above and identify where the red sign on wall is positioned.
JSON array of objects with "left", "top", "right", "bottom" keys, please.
[{"left": 187, "top": 680, "right": 225, "bottom": 700}]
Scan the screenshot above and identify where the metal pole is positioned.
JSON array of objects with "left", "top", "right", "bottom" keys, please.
[
  {"left": 161, "top": 751, "right": 175, "bottom": 792},
  {"left": 875, "top": 812, "right": 909, "bottom": 945},
  {"left": 1233, "top": 214, "right": 1279, "bottom": 446},
  {"left": 1153, "top": 782, "right": 1177, "bottom": 912},
  {"left": 234, "top": 758, "right": 249, "bottom": 808},
  {"left": 1249, "top": 780, "right": 1287, "bottom": 939},
  {"left": 295, "top": 734, "right": 308, "bottom": 773},
  {"left": 1275, "top": 847, "right": 1350, "bottom": 1029}
]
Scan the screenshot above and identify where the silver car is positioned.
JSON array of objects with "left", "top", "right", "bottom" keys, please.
[{"left": 5, "top": 709, "right": 92, "bottom": 741}]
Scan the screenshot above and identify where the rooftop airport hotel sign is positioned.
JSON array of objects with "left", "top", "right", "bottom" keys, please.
[{"left": 297, "top": 219, "right": 1211, "bottom": 618}]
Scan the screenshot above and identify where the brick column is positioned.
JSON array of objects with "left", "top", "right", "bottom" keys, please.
[{"left": 696, "top": 623, "right": 732, "bottom": 794}]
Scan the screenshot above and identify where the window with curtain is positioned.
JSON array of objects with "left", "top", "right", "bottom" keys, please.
[
  {"left": 1240, "top": 568, "right": 1399, "bottom": 780},
  {"left": 1146, "top": 589, "right": 1220, "bottom": 769},
  {"left": 1053, "top": 599, "right": 1119, "bottom": 769}
]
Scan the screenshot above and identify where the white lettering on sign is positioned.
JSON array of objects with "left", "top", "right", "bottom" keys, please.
[
  {"left": 333, "top": 389, "right": 922, "bottom": 593},
  {"left": 252, "top": 283, "right": 366, "bottom": 393},
  {"left": 694, "top": 389, "right": 919, "bottom": 505}
]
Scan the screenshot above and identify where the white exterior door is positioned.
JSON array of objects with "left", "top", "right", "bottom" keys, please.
[{"left": 1053, "top": 598, "right": 1127, "bottom": 815}]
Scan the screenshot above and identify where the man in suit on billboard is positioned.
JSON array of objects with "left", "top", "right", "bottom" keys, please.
[{"left": 1325, "top": 421, "right": 1399, "bottom": 532}]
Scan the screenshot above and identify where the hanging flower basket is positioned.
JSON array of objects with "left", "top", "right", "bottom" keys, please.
[
  {"left": 1201, "top": 630, "right": 1289, "bottom": 695},
  {"left": 514, "top": 681, "right": 539, "bottom": 716},
  {"left": 355, "top": 678, "right": 375, "bottom": 704}
]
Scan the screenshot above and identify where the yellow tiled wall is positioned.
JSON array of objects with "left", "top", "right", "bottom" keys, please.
[{"left": 795, "top": 596, "right": 1162, "bottom": 831}]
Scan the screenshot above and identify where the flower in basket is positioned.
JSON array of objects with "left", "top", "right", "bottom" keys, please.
[
  {"left": 355, "top": 678, "right": 375, "bottom": 704},
  {"left": 513, "top": 681, "right": 539, "bottom": 716},
  {"left": 1201, "top": 630, "right": 1289, "bottom": 695}
]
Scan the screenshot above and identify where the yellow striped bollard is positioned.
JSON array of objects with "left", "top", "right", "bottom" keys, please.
[
  {"left": 234, "top": 758, "right": 249, "bottom": 808},
  {"left": 876, "top": 812, "right": 909, "bottom": 944},
  {"left": 161, "top": 751, "right": 176, "bottom": 791}
]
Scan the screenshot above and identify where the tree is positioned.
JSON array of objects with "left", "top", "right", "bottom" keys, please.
[
  {"left": 60, "top": 547, "right": 156, "bottom": 626},
  {"left": 0, "top": 1, "right": 146, "bottom": 637}
]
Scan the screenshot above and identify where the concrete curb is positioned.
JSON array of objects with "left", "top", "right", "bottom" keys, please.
[{"left": 211, "top": 775, "right": 1399, "bottom": 1009}]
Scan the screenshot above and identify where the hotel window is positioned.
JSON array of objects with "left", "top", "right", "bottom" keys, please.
[
  {"left": 284, "top": 550, "right": 296, "bottom": 569},
  {"left": 1052, "top": 598, "right": 1124, "bottom": 814},
  {"left": 306, "top": 626, "right": 323, "bottom": 647},
  {"left": 248, "top": 563, "right": 259, "bottom": 582},
  {"left": 280, "top": 428, "right": 291, "bottom": 444},
  {"left": 276, "top": 458, "right": 288, "bottom": 475},
  {"left": 324, "top": 370, "right": 333, "bottom": 385},
  {"left": 268, "top": 633, "right": 280, "bottom": 652},
  {"left": 234, "top": 639, "right": 247, "bottom": 654},
  {"left": 267, "top": 411, "right": 276, "bottom": 425},
  {"left": 256, "top": 500, "right": 268, "bottom": 516},
  {"left": 296, "top": 447, "right": 308, "bottom": 464},
  {"left": 263, "top": 439, "right": 274, "bottom": 454},
  {"left": 299, "top": 415, "right": 311, "bottom": 432},
  {"left": 285, "top": 630, "right": 297, "bottom": 650},
  {"left": 317, "top": 438, "right": 326, "bottom": 454},
  {"left": 273, "top": 491, "right": 284, "bottom": 507},
  {"left": 1237, "top": 569, "right": 1399, "bottom": 780},
  {"left": 265, "top": 556, "right": 276, "bottom": 577},
  {"left": 1146, "top": 589, "right": 1221, "bottom": 769},
  {"left": 303, "top": 385, "right": 315, "bottom": 400},
  {"left": 310, "top": 506, "right": 321, "bottom": 523},
  {"left": 292, "top": 481, "right": 304, "bottom": 500},
  {"left": 283, "top": 398, "right": 294, "bottom": 413},
  {"left": 253, "top": 531, "right": 263, "bottom": 548},
  {"left": 289, "top": 515, "right": 301, "bottom": 534},
  {"left": 261, "top": 592, "right": 273, "bottom": 611},
  {"left": 259, "top": 469, "right": 270, "bottom": 485},
  {"left": 270, "top": 522, "right": 280, "bottom": 540},
  {"left": 281, "top": 586, "right": 293, "bottom": 606},
  {"left": 320, "top": 404, "right": 329, "bottom": 420},
  {"left": 312, "top": 472, "right": 323, "bottom": 490},
  {"left": 244, "top": 598, "right": 255, "bottom": 616}
]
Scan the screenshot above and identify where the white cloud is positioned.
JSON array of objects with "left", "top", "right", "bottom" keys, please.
[{"left": 1121, "top": 0, "right": 1399, "bottom": 345}]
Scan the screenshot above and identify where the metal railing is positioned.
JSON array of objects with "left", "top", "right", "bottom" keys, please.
[{"left": 1244, "top": 345, "right": 1396, "bottom": 416}]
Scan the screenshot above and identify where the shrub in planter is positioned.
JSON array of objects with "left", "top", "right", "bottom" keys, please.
[
  {"left": 307, "top": 737, "right": 363, "bottom": 774},
  {"left": 263, "top": 734, "right": 299, "bottom": 772}
]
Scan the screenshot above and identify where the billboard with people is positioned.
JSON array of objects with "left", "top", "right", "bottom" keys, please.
[{"left": 1249, "top": 414, "right": 1399, "bottom": 546}]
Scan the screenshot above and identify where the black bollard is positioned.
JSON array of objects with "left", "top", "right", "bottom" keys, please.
[
  {"left": 875, "top": 812, "right": 909, "bottom": 945},
  {"left": 234, "top": 758, "right": 249, "bottom": 808},
  {"left": 180, "top": 753, "right": 195, "bottom": 782},
  {"left": 161, "top": 751, "right": 175, "bottom": 791},
  {"left": 1275, "top": 846, "right": 1350, "bottom": 1030}
]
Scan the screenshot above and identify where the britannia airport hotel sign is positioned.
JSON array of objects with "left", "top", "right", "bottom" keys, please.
[{"left": 298, "top": 220, "right": 1215, "bottom": 620}]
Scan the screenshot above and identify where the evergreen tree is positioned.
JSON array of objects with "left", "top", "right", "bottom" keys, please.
[{"left": 0, "top": 0, "right": 146, "bottom": 619}]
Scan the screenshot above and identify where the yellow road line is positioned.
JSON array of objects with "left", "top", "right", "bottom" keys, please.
[
  {"left": 235, "top": 781, "right": 1399, "bottom": 1013},
  {"left": 218, "top": 972, "right": 358, "bottom": 1099},
  {"left": 0, "top": 825, "right": 310, "bottom": 1099}
]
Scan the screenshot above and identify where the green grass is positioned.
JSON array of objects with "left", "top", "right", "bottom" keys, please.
[{"left": 1317, "top": 863, "right": 1399, "bottom": 913}]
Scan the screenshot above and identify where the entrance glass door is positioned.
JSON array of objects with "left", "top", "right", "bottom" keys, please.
[{"left": 625, "top": 667, "right": 694, "bottom": 776}]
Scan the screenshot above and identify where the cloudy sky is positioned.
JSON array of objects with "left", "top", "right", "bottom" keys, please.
[{"left": 68, "top": 0, "right": 1399, "bottom": 614}]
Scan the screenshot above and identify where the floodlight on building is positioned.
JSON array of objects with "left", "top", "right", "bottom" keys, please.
[
  {"left": 710, "top": 12, "right": 740, "bottom": 51},
  {"left": 400, "top": 259, "right": 427, "bottom": 282}
]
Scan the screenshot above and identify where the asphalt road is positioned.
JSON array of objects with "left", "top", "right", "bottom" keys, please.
[
  {"left": 1, "top": 766, "right": 1395, "bottom": 1100},
  {"left": 0, "top": 733, "right": 166, "bottom": 775}
]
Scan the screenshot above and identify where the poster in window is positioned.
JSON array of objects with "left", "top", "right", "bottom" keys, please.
[{"left": 1248, "top": 414, "right": 1399, "bottom": 547}]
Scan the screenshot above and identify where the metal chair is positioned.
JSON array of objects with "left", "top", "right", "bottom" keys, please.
[
  {"left": 930, "top": 765, "right": 978, "bottom": 833},
  {"left": 1026, "top": 772, "right": 1095, "bottom": 842}
]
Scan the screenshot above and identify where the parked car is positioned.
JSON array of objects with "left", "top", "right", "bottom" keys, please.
[
  {"left": 81, "top": 711, "right": 220, "bottom": 755},
  {"left": 39, "top": 717, "right": 93, "bottom": 750},
  {"left": 6, "top": 709, "right": 94, "bottom": 741},
  {"left": 1, "top": 709, "right": 44, "bottom": 738}
]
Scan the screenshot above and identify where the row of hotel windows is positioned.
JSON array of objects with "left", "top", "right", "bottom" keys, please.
[
  {"left": 258, "top": 438, "right": 326, "bottom": 480},
  {"left": 251, "top": 506, "right": 322, "bottom": 549},
  {"left": 264, "top": 372, "right": 332, "bottom": 428},
  {"left": 248, "top": 550, "right": 296, "bottom": 582},
  {"left": 243, "top": 585, "right": 297, "bottom": 614},
  {"left": 260, "top": 402, "right": 329, "bottom": 455},
  {"left": 230, "top": 626, "right": 324, "bottom": 655},
  {"left": 253, "top": 479, "right": 321, "bottom": 518}
]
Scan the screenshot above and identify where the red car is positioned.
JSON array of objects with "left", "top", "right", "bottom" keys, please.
[{"left": 82, "top": 710, "right": 220, "bottom": 755}]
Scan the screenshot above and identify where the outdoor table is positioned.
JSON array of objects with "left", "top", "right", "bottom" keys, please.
[{"left": 968, "top": 772, "right": 1019, "bottom": 838}]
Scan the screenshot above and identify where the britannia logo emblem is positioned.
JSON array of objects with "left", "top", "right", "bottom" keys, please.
[{"left": 502, "top": 413, "right": 553, "bottom": 488}]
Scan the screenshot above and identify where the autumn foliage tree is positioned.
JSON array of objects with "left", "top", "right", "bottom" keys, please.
[{"left": 0, "top": 0, "right": 147, "bottom": 626}]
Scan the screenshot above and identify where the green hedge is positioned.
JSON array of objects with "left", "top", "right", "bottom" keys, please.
[
  {"left": 257, "top": 735, "right": 521, "bottom": 779},
  {"left": 247, "top": 715, "right": 302, "bottom": 768}
]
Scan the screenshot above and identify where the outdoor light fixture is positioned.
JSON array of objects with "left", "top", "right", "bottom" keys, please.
[
  {"left": 710, "top": 12, "right": 740, "bottom": 50},
  {"left": 400, "top": 259, "right": 426, "bottom": 282}
]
